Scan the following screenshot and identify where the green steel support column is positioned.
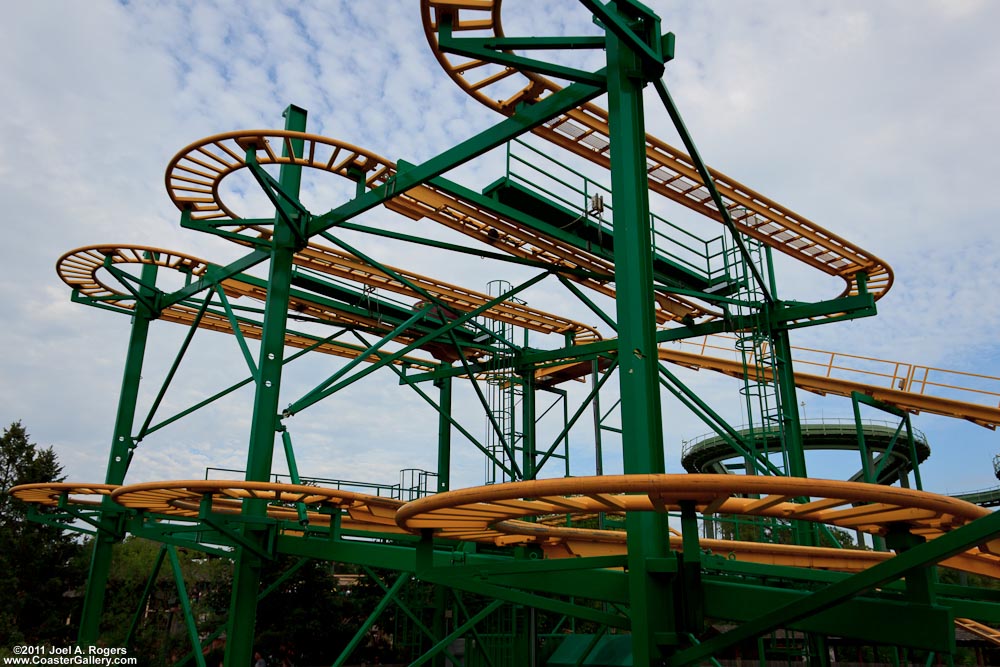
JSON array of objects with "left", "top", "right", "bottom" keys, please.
[
  {"left": 770, "top": 324, "right": 813, "bottom": 549},
  {"left": 436, "top": 376, "right": 453, "bottom": 493},
  {"left": 764, "top": 245, "right": 806, "bottom": 484},
  {"left": 808, "top": 635, "right": 830, "bottom": 667},
  {"left": 850, "top": 394, "right": 884, "bottom": 550},
  {"left": 78, "top": 257, "right": 160, "bottom": 646},
  {"left": 852, "top": 397, "right": 874, "bottom": 484},
  {"left": 770, "top": 326, "right": 806, "bottom": 479},
  {"left": 175, "top": 558, "right": 311, "bottom": 667},
  {"left": 432, "top": 585, "right": 448, "bottom": 667},
  {"left": 522, "top": 373, "right": 537, "bottom": 480},
  {"left": 592, "top": 359, "right": 605, "bottom": 478},
  {"left": 905, "top": 413, "right": 924, "bottom": 490},
  {"left": 225, "top": 104, "right": 307, "bottom": 667},
  {"left": 562, "top": 392, "right": 571, "bottom": 476},
  {"left": 604, "top": 9, "right": 672, "bottom": 665},
  {"left": 885, "top": 528, "right": 937, "bottom": 605},
  {"left": 679, "top": 502, "right": 703, "bottom": 634},
  {"left": 516, "top": 605, "right": 538, "bottom": 667}
]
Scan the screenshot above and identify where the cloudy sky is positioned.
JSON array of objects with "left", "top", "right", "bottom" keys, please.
[{"left": 1, "top": 1, "right": 998, "bottom": 499}]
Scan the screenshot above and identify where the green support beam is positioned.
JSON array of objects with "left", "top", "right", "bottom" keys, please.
[
  {"left": 78, "top": 255, "right": 159, "bottom": 647},
  {"left": 672, "top": 509, "right": 1000, "bottom": 664},
  {"left": 48, "top": 2, "right": 1000, "bottom": 664},
  {"left": 224, "top": 104, "right": 307, "bottom": 667},
  {"left": 604, "top": 5, "right": 675, "bottom": 663}
]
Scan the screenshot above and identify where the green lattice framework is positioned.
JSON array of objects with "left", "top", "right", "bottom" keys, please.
[{"left": 13, "top": 3, "right": 1000, "bottom": 667}]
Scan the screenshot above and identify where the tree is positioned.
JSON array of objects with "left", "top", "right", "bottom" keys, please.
[
  {"left": 95, "top": 537, "right": 231, "bottom": 664},
  {"left": 0, "top": 421, "right": 85, "bottom": 648}
]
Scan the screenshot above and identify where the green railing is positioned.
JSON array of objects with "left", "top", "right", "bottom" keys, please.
[
  {"left": 203, "top": 466, "right": 437, "bottom": 500},
  {"left": 506, "top": 138, "right": 732, "bottom": 284}
]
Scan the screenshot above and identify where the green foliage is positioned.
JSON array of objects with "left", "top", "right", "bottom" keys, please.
[
  {"left": 0, "top": 421, "right": 85, "bottom": 647},
  {"left": 255, "top": 561, "right": 404, "bottom": 665},
  {"left": 96, "top": 537, "right": 230, "bottom": 664},
  {"left": 96, "top": 544, "right": 407, "bottom": 665}
]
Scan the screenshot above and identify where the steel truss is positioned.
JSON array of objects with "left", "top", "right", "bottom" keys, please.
[{"left": 10, "top": 2, "right": 1000, "bottom": 667}]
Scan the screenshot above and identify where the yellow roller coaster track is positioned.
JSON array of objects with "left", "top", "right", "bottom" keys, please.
[
  {"left": 56, "top": 245, "right": 438, "bottom": 371},
  {"left": 10, "top": 482, "right": 406, "bottom": 535},
  {"left": 12, "top": 478, "right": 999, "bottom": 582},
  {"left": 58, "top": 245, "right": 1000, "bottom": 426},
  {"left": 420, "top": 0, "right": 893, "bottom": 302},
  {"left": 17, "top": 477, "right": 1000, "bottom": 646},
  {"left": 396, "top": 475, "right": 998, "bottom": 550},
  {"left": 57, "top": 243, "right": 603, "bottom": 377},
  {"left": 659, "top": 336, "right": 1000, "bottom": 429},
  {"left": 497, "top": 521, "right": 1000, "bottom": 581},
  {"left": 165, "top": 130, "right": 711, "bottom": 324}
]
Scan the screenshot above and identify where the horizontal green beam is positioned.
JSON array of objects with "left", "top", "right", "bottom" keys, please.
[
  {"left": 420, "top": 555, "right": 629, "bottom": 604},
  {"left": 439, "top": 21, "right": 606, "bottom": 85},
  {"left": 275, "top": 533, "right": 506, "bottom": 571},
  {"left": 478, "top": 35, "right": 607, "bottom": 51},
  {"left": 703, "top": 556, "right": 1000, "bottom": 624},
  {"left": 420, "top": 570, "right": 629, "bottom": 629},
  {"left": 701, "top": 580, "right": 952, "bottom": 653},
  {"left": 771, "top": 294, "right": 876, "bottom": 328},
  {"left": 672, "top": 511, "right": 1000, "bottom": 664}
]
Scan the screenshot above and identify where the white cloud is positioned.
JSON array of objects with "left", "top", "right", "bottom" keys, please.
[{"left": 1, "top": 1, "right": 998, "bottom": 500}]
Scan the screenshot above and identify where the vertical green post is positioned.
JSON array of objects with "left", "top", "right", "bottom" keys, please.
[
  {"left": 771, "top": 326, "right": 814, "bottom": 552},
  {"left": 679, "top": 501, "right": 703, "bottom": 634},
  {"left": 436, "top": 376, "right": 452, "bottom": 493},
  {"left": 905, "top": 413, "right": 923, "bottom": 490},
  {"left": 763, "top": 246, "right": 806, "bottom": 482},
  {"left": 521, "top": 373, "right": 537, "bottom": 480},
  {"left": 432, "top": 585, "right": 448, "bottom": 667},
  {"left": 592, "top": 359, "right": 605, "bottom": 476},
  {"left": 604, "top": 9, "right": 672, "bottom": 665},
  {"left": 224, "top": 104, "right": 307, "bottom": 667},
  {"left": 852, "top": 397, "right": 874, "bottom": 484},
  {"left": 771, "top": 328, "right": 806, "bottom": 479},
  {"left": 78, "top": 257, "right": 159, "bottom": 646}
]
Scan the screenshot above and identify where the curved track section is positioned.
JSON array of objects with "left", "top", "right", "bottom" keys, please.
[
  {"left": 681, "top": 422, "right": 931, "bottom": 485},
  {"left": 496, "top": 521, "right": 1000, "bottom": 580},
  {"left": 420, "top": 1, "right": 893, "bottom": 302},
  {"left": 56, "top": 245, "right": 440, "bottom": 371},
  {"left": 166, "top": 131, "right": 711, "bottom": 324},
  {"left": 57, "top": 244, "right": 606, "bottom": 376},
  {"left": 111, "top": 480, "right": 403, "bottom": 532},
  {"left": 396, "top": 475, "right": 1000, "bottom": 560},
  {"left": 10, "top": 483, "right": 118, "bottom": 507},
  {"left": 12, "top": 479, "right": 999, "bottom": 580}
]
